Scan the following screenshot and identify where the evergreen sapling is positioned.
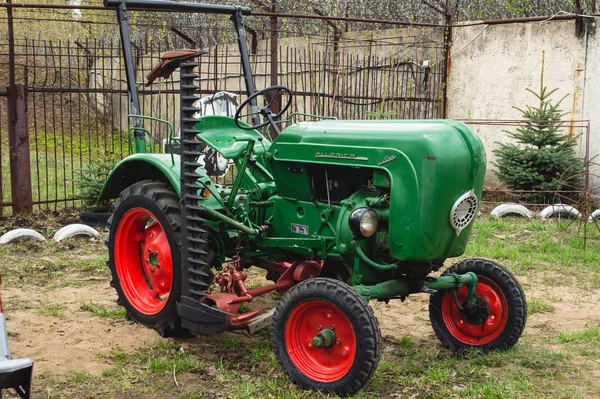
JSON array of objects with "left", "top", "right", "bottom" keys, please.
[{"left": 493, "top": 67, "right": 582, "bottom": 204}]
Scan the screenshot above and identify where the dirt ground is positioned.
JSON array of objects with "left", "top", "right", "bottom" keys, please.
[
  {"left": 4, "top": 266, "right": 600, "bottom": 380},
  {"left": 0, "top": 220, "right": 599, "bottom": 398}
]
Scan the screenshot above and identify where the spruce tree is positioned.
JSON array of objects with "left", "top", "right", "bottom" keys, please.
[{"left": 493, "top": 62, "right": 582, "bottom": 204}]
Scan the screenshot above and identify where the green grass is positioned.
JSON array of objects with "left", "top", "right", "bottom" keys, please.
[
  {"left": 528, "top": 298, "right": 555, "bottom": 315},
  {"left": 464, "top": 216, "right": 600, "bottom": 287},
  {"left": 0, "top": 235, "right": 109, "bottom": 287},
  {"left": 80, "top": 300, "right": 127, "bottom": 319},
  {"left": 3, "top": 213, "right": 600, "bottom": 398},
  {"left": 1, "top": 128, "right": 129, "bottom": 216},
  {"left": 36, "top": 303, "right": 65, "bottom": 318},
  {"left": 557, "top": 323, "right": 600, "bottom": 344}
]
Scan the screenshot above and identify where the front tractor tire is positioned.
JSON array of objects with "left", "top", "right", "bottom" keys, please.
[
  {"left": 107, "top": 180, "right": 183, "bottom": 337},
  {"left": 272, "top": 278, "right": 381, "bottom": 396},
  {"left": 429, "top": 258, "right": 527, "bottom": 351}
]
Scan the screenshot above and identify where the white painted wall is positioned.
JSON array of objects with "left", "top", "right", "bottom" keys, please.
[
  {"left": 581, "top": 18, "right": 600, "bottom": 181},
  {"left": 446, "top": 19, "right": 597, "bottom": 188}
]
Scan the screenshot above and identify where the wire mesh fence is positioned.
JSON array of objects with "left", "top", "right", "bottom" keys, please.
[{"left": 0, "top": 3, "right": 447, "bottom": 215}]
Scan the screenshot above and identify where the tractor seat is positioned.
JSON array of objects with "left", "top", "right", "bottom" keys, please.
[
  {"left": 146, "top": 49, "right": 207, "bottom": 86},
  {"left": 193, "top": 115, "right": 271, "bottom": 159}
]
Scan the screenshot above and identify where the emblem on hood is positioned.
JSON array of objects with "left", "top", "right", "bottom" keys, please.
[{"left": 315, "top": 152, "right": 368, "bottom": 161}]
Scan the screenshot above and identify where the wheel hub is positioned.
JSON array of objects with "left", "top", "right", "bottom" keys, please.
[
  {"left": 461, "top": 296, "right": 491, "bottom": 325},
  {"left": 441, "top": 276, "right": 508, "bottom": 345},
  {"left": 312, "top": 328, "right": 337, "bottom": 348}
]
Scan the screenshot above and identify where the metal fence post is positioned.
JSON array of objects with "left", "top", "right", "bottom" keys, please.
[
  {"left": 7, "top": 85, "right": 32, "bottom": 215},
  {"left": 7, "top": 0, "right": 32, "bottom": 214}
]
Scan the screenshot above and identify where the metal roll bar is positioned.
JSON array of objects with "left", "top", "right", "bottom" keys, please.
[{"left": 104, "top": 0, "right": 258, "bottom": 152}]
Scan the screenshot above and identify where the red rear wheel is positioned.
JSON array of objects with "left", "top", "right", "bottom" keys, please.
[
  {"left": 114, "top": 207, "right": 174, "bottom": 315},
  {"left": 429, "top": 258, "right": 527, "bottom": 351},
  {"left": 107, "top": 181, "right": 187, "bottom": 336},
  {"left": 272, "top": 278, "right": 381, "bottom": 396}
]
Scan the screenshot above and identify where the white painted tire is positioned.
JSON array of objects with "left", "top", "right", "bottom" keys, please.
[
  {"left": 0, "top": 229, "right": 46, "bottom": 244},
  {"left": 490, "top": 204, "right": 532, "bottom": 219},
  {"left": 588, "top": 209, "right": 600, "bottom": 222},
  {"left": 539, "top": 204, "right": 582, "bottom": 219},
  {"left": 53, "top": 224, "right": 100, "bottom": 242}
]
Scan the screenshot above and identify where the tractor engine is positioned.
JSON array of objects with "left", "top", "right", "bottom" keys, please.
[{"left": 266, "top": 119, "right": 486, "bottom": 283}]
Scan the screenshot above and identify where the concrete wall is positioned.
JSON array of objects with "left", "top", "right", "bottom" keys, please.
[{"left": 446, "top": 19, "right": 598, "bottom": 187}]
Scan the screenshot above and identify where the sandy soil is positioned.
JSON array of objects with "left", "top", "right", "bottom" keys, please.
[
  {"left": 4, "top": 272, "right": 599, "bottom": 380},
  {"left": 4, "top": 281, "right": 162, "bottom": 377}
]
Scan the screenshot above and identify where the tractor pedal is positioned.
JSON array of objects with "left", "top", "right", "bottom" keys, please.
[{"left": 246, "top": 308, "right": 275, "bottom": 334}]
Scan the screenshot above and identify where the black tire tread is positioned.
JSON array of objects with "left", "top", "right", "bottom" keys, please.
[
  {"left": 429, "top": 258, "right": 527, "bottom": 352},
  {"left": 107, "top": 180, "right": 184, "bottom": 337}
]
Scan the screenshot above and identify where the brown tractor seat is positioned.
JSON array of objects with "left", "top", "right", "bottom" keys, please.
[{"left": 146, "top": 49, "right": 207, "bottom": 86}]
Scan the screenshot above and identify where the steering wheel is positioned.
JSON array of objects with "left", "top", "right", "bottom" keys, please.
[{"left": 234, "top": 86, "right": 293, "bottom": 131}]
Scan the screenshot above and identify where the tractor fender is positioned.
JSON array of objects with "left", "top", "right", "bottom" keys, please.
[
  {"left": 99, "top": 153, "right": 182, "bottom": 201},
  {"left": 98, "top": 154, "right": 225, "bottom": 210}
]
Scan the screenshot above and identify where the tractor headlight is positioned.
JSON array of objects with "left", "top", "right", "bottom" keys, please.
[{"left": 349, "top": 208, "right": 379, "bottom": 238}]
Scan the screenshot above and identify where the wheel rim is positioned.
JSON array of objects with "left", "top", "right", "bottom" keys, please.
[
  {"left": 441, "top": 276, "right": 508, "bottom": 345},
  {"left": 114, "top": 207, "right": 173, "bottom": 315},
  {"left": 285, "top": 300, "right": 356, "bottom": 382}
]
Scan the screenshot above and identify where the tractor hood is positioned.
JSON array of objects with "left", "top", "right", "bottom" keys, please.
[{"left": 271, "top": 119, "right": 486, "bottom": 261}]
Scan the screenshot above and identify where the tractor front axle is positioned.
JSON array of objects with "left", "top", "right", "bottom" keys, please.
[{"left": 354, "top": 272, "right": 478, "bottom": 303}]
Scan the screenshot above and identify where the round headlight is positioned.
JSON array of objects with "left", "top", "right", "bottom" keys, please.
[{"left": 349, "top": 208, "right": 379, "bottom": 238}]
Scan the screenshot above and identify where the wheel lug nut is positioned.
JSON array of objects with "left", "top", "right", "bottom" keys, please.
[
  {"left": 327, "top": 313, "right": 331, "bottom": 318},
  {"left": 336, "top": 340, "right": 341, "bottom": 345},
  {"left": 491, "top": 315, "right": 495, "bottom": 320},
  {"left": 460, "top": 320, "right": 464, "bottom": 324},
  {"left": 342, "top": 350, "right": 347, "bottom": 355},
  {"left": 308, "top": 342, "right": 312, "bottom": 347},
  {"left": 317, "top": 324, "right": 322, "bottom": 330}
]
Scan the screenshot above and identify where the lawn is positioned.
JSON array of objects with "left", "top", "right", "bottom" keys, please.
[{"left": 0, "top": 214, "right": 598, "bottom": 398}]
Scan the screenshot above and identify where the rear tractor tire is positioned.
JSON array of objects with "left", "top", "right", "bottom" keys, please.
[
  {"left": 272, "top": 278, "right": 381, "bottom": 396},
  {"left": 429, "top": 258, "right": 527, "bottom": 351},
  {"left": 107, "top": 180, "right": 184, "bottom": 337}
]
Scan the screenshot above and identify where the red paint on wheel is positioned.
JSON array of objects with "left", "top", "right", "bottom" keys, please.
[
  {"left": 441, "top": 276, "right": 508, "bottom": 345},
  {"left": 114, "top": 207, "right": 173, "bottom": 315},
  {"left": 285, "top": 300, "right": 356, "bottom": 382}
]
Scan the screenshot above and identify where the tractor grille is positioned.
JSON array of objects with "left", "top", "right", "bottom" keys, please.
[{"left": 449, "top": 189, "right": 478, "bottom": 236}]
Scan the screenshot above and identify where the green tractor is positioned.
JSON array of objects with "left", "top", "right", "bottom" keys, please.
[{"left": 101, "top": 0, "right": 527, "bottom": 395}]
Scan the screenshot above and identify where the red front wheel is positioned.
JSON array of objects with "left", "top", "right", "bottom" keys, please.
[
  {"left": 429, "top": 259, "right": 527, "bottom": 351},
  {"left": 107, "top": 181, "right": 184, "bottom": 337},
  {"left": 272, "top": 278, "right": 381, "bottom": 396}
]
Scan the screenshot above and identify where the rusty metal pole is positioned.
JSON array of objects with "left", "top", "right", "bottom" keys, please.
[
  {"left": 6, "top": 0, "right": 33, "bottom": 214},
  {"left": 575, "top": 0, "right": 583, "bottom": 37},
  {"left": 441, "top": 0, "right": 453, "bottom": 118},
  {"left": 269, "top": 2, "right": 280, "bottom": 110},
  {"left": 250, "top": 0, "right": 280, "bottom": 138},
  {"left": 267, "top": 2, "right": 281, "bottom": 140}
]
